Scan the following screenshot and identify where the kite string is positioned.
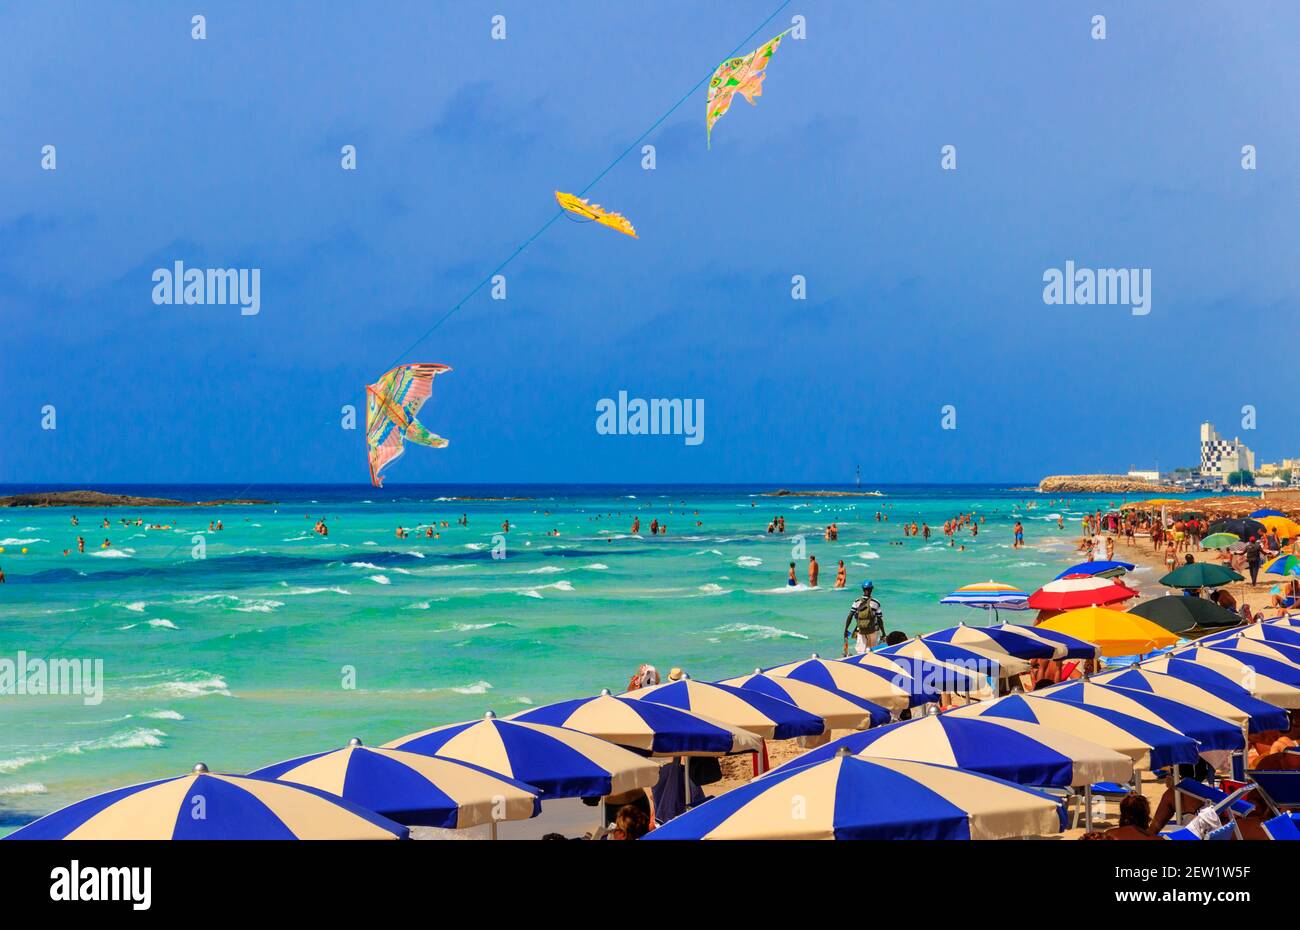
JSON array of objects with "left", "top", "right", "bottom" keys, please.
[
  {"left": 390, "top": 0, "right": 794, "bottom": 360},
  {"left": 40, "top": 3, "right": 795, "bottom": 663}
]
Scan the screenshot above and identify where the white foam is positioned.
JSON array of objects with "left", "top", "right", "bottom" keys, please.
[
  {"left": 736, "top": 556, "right": 763, "bottom": 568},
  {"left": 368, "top": 575, "right": 391, "bottom": 585},
  {"left": 714, "top": 622, "right": 809, "bottom": 641},
  {"left": 0, "top": 782, "right": 47, "bottom": 796},
  {"left": 141, "top": 710, "right": 185, "bottom": 720},
  {"left": 231, "top": 599, "right": 284, "bottom": 612}
]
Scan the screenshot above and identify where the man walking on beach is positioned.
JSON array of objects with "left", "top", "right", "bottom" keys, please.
[
  {"left": 1246, "top": 536, "right": 1263, "bottom": 585},
  {"left": 843, "top": 581, "right": 884, "bottom": 656}
]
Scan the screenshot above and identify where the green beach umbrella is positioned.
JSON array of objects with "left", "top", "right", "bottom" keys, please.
[
  {"left": 1200, "top": 533, "right": 1241, "bottom": 549},
  {"left": 1158, "top": 562, "right": 1243, "bottom": 589},
  {"left": 1128, "top": 594, "right": 1243, "bottom": 635}
]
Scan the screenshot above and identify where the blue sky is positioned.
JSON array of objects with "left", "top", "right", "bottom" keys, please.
[{"left": 2, "top": 1, "right": 1297, "bottom": 485}]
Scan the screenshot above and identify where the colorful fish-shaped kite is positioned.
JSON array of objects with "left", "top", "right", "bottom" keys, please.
[
  {"left": 555, "top": 191, "right": 637, "bottom": 238},
  {"left": 365, "top": 363, "right": 451, "bottom": 487},
  {"left": 706, "top": 29, "right": 790, "bottom": 148}
]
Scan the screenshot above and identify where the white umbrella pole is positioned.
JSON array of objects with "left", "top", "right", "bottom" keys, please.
[{"left": 681, "top": 756, "right": 690, "bottom": 812}]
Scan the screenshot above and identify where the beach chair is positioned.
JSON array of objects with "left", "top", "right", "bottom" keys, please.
[
  {"left": 1159, "top": 782, "right": 1254, "bottom": 839},
  {"left": 1247, "top": 770, "right": 1300, "bottom": 816},
  {"left": 1262, "top": 813, "right": 1300, "bottom": 840},
  {"left": 1066, "top": 782, "right": 1132, "bottom": 829}
]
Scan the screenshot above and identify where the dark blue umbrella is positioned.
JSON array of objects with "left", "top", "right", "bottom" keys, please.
[{"left": 1055, "top": 560, "right": 1136, "bottom": 579}]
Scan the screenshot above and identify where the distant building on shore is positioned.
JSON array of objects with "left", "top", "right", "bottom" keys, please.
[{"left": 1199, "top": 421, "right": 1255, "bottom": 482}]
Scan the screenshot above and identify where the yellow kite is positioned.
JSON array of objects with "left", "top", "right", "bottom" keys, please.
[{"left": 555, "top": 191, "right": 637, "bottom": 238}]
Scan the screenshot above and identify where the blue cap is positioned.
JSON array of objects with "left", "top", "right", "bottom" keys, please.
[{"left": 862, "top": 580, "right": 873, "bottom": 590}]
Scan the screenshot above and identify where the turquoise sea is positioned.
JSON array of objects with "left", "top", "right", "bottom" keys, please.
[{"left": 0, "top": 483, "right": 1142, "bottom": 832}]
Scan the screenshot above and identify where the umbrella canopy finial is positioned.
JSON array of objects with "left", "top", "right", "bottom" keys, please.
[
  {"left": 599, "top": 688, "right": 612, "bottom": 697},
  {"left": 810, "top": 652, "right": 820, "bottom": 659},
  {"left": 835, "top": 746, "right": 853, "bottom": 758},
  {"left": 483, "top": 710, "right": 497, "bottom": 719},
  {"left": 347, "top": 737, "right": 363, "bottom": 747},
  {"left": 192, "top": 762, "right": 209, "bottom": 774}
]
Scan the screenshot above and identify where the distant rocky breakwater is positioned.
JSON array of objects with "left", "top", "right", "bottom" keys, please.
[
  {"left": 1035, "top": 475, "right": 1181, "bottom": 494},
  {"left": 0, "top": 490, "right": 271, "bottom": 507}
]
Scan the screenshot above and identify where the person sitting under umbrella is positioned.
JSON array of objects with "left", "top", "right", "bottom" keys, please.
[
  {"left": 1210, "top": 588, "right": 1237, "bottom": 611},
  {"left": 1271, "top": 580, "right": 1300, "bottom": 610}
]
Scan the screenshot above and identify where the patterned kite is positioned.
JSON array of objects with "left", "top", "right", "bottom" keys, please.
[
  {"left": 706, "top": 30, "right": 790, "bottom": 148},
  {"left": 555, "top": 191, "right": 637, "bottom": 238},
  {"left": 365, "top": 363, "right": 451, "bottom": 487}
]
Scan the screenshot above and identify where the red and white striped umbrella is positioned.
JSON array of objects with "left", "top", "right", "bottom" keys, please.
[{"left": 1026, "top": 576, "right": 1138, "bottom": 611}]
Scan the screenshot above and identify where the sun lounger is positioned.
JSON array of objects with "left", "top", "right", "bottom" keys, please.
[
  {"left": 1159, "top": 781, "right": 1254, "bottom": 839},
  {"left": 1262, "top": 813, "right": 1300, "bottom": 840},
  {"left": 1248, "top": 770, "right": 1300, "bottom": 815}
]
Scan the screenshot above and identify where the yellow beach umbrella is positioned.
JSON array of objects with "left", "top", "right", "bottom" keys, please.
[
  {"left": 1255, "top": 515, "right": 1300, "bottom": 539},
  {"left": 1037, "top": 607, "right": 1180, "bottom": 657}
]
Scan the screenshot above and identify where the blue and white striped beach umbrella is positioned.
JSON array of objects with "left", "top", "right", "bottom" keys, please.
[
  {"left": 1206, "top": 635, "right": 1300, "bottom": 672},
  {"left": 989, "top": 622, "right": 1100, "bottom": 660},
  {"left": 717, "top": 671, "right": 890, "bottom": 729},
  {"left": 762, "top": 656, "right": 911, "bottom": 712},
  {"left": 4, "top": 764, "right": 408, "bottom": 840},
  {"left": 509, "top": 691, "right": 763, "bottom": 756},
  {"left": 643, "top": 751, "right": 1064, "bottom": 841},
  {"left": 383, "top": 712, "right": 660, "bottom": 798},
  {"left": 1176, "top": 645, "right": 1300, "bottom": 708},
  {"left": 878, "top": 636, "right": 1029, "bottom": 679},
  {"left": 922, "top": 623, "right": 1059, "bottom": 660},
  {"left": 778, "top": 713, "right": 1132, "bottom": 787},
  {"left": 1199, "top": 623, "right": 1300, "bottom": 650},
  {"left": 624, "top": 678, "right": 824, "bottom": 740},
  {"left": 948, "top": 693, "right": 1200, "bottom": 770},
  {"left": 249, "top": 738, "right": 540, "bottom": 829},
  {"left": 1091, "top": 665, "right": 1288, "bottom": 732},
  {"left": 1038, "top": 681, "right": 1243, "bottom": 751},
  {"left": 849, "top": 653, "right": 985, "bottom": 697}
]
